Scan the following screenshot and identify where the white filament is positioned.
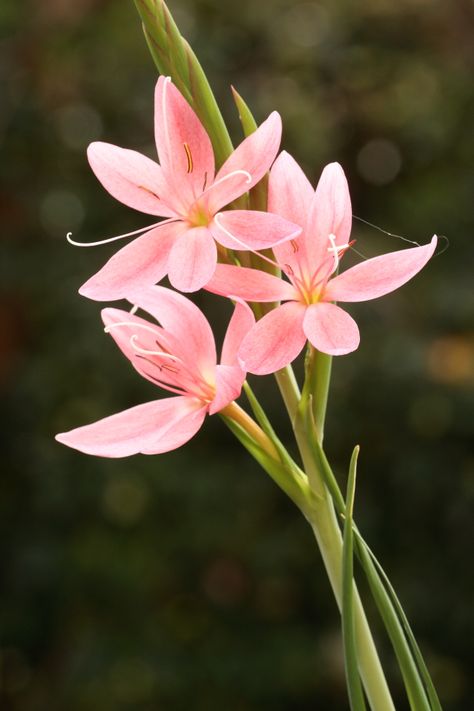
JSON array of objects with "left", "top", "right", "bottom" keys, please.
[
  {"left": 104, "top": 321, "right": 160, "bottom": 337},
  {"left": 327, "top": 233, "right": 350, "bottom": 271},
  {"left": 66, "top": 217, "right": 175, "bottom": 248},
  {"left": 129, "top": 335, "right": 180, "bottom": 361},
  {"left": 201, "top": 169, "right": 252, "bottom": 200}
]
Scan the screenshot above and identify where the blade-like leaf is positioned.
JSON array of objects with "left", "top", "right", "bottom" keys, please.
[
  {"left": 355, "top": 537, "right": 432, "bottom": 710},
  {"left": 302, "top": 410, "right": 439, "bottom": 710},
  {"left": 342, "top": 446, "right": 367, "bottom": 711},
  {"left": 357, "top": 537, "right": 443, "bottom": 711}
]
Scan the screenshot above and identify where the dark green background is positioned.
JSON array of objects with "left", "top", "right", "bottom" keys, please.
[{"left": 1, "top": 1, "right": 473, "bottom": 709}]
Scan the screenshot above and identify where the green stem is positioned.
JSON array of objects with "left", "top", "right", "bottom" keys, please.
[
  {"left": 296, "top": 426, "right": 395, "bottom": 711},
  {"left": 312, "top": 349, "right": 333, "bottom": 443},
  {"left": 273, "top": 364, "right": 301, "bottom": 424}
]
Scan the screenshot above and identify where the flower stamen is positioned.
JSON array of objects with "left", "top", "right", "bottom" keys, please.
[
  {"left": 129, "top": 334, "right": 180, "bottom": 362},
  {"left": 201, "top": 170, "right": 251, "bottom": 201},
  {"left": 183, "top": 142, "right": 193, "bottom": 173},
  {"left": 66, "top": 217, "right": 177, "bottom": 248},
  {"left": 327, "top": 233, "right": 351, "bottom": 272}
]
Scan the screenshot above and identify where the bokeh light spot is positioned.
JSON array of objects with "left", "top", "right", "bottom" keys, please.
[
  {"left": 103, "top": 476, "right": 149, "bottom": 526},
  {"left": 55, "top": 103, "right": 103, "bottom": 151},
  {"left": 357, "top": 138, "right": 402, "bottom": 185},
  {"left": 40, "top": 189, "right": 84, "bottom": 236}
]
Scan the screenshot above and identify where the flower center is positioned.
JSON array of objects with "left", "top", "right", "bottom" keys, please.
[
  {"left": 291, "top": 234, "right": 353, "bottom": 306},
  {"left": 186, "top": 202, "right": 211, "bottom": 228}
]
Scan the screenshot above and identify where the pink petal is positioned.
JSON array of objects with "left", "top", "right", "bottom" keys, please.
[
  {"left": 125, "top": 286, "right": 217, "bottom": 379},
  {"left": 79, "top": 221, "right": 183, "bottom": 301},
  {"left": 207, "top": 112, "right": 282, "bottom": 211},
  {"left": 206, "top": 264, "right": 298, "bottom": 303},
  {"left": 324, "top": 236, "right": 438, "bottom": 303},
  {"left": 221, "top": 301, "right": 255, "bottom": 367},
  {"left": 87, "top": 142, "right": 176, "bottom": 217},
  {"left": 306, "top": 162, "right": 352, "bottom": 269},
  {"left": 101, "top": 308, "right": 183, "bottom": 389},
  {"left": 303, "top": 302, "right": 359, "bottom": 355},
  {"left": 209, "top": 364, "right": 246, "bottom": 415},
  {"left": 167, "top": 226, "right": 217, "bottom": 293},
  {"left": 55, "top": 396, "right": 207, "bottom": 457},
  {"left": 269, "top": 151, "right": 315, "bottom": 275},
  {"left": 211, "top": 210, "right": 301, "bottom": 251},
  {"left": 154, "top": 77, "right": 215, "bottom": 208},
  {"left": 239, "top": 301, "right": 307, "bottom": 375}
]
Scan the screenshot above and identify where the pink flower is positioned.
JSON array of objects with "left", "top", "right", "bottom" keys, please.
[
  {"left": 55, "top": 286, "right": 254, "bottom": 457},
  {"left": 78, "top": 77, "right": 301, "bottom": 297},
  {"left": 206, "top": 152, "right": 437, "bottom": 375}
]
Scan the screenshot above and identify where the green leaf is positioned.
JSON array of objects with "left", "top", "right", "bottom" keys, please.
[
  {"left": 231, "top": 86, "right": 258, "bottom": 135},
  {"left": 133, "top": 0, "right": 233, "bottom": 166},
  {"left": 342, "top": 446, "right": 367, "bottom": 711},
  {"left": 355, "top": 536, "right": 433, "bottom": 710},
  {"left": 303, "top": 422, "right": 439, "bottom": 710},
  {"left": 358, "top": 538, "right": 443, "bottom": 711}
]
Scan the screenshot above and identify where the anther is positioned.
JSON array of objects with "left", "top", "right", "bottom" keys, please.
[
  {"left": 183, "top": 142, "right": 194, "bottom": 174},
  {"left": 291, "top": 240, "right": 299, "bottom": 253}
]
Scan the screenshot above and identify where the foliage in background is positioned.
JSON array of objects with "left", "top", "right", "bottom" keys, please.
[{"left": 1, "top": 0, "right": 473, "bottom": 709}]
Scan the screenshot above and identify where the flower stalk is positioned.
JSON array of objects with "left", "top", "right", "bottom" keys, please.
[{"left": 55, "top": 2, "right": 444, "bottom": 707}]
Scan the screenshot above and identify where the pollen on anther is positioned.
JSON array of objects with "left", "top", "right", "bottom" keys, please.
[{"left": 183, "top": 142, "right": 194, "bottom": 174}]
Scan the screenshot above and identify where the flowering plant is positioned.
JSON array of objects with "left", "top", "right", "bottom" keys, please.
[{"left": 57, "top": 2, "right": 443, "bottom": 709}]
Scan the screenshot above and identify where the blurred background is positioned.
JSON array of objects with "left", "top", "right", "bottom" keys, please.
[{"left": 1, "top": 0, "right": 473, "bottom": 709}]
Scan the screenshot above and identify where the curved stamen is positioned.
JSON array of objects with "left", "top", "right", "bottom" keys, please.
[
  {"left": 138, "top": 363, "right": 191, "bottom": 396},
  {"left": 104, "top": 320, "right": 160, "bottom": 337},
  {"left": 66, "top": 217, "right": 177, "bottom": 248},
  {"left": 129, "top": 334, "right": 181, "bottom": 361},
  {"left": 327, "top": 233, "right": 351, "bottom": 272},
  {"left": 199, "top": 169, "right": 252, "bottom": 207},
  {"left": 202, "top": 170, "right": 251, "bottom": 200}
]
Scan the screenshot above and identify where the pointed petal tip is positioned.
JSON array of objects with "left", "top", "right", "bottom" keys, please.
[
  {"left": 78, "top": 279, "right": 113, "bottom": 302},
  {"left": 324, "top": 160, "right": 344, "bottom": 172}
]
